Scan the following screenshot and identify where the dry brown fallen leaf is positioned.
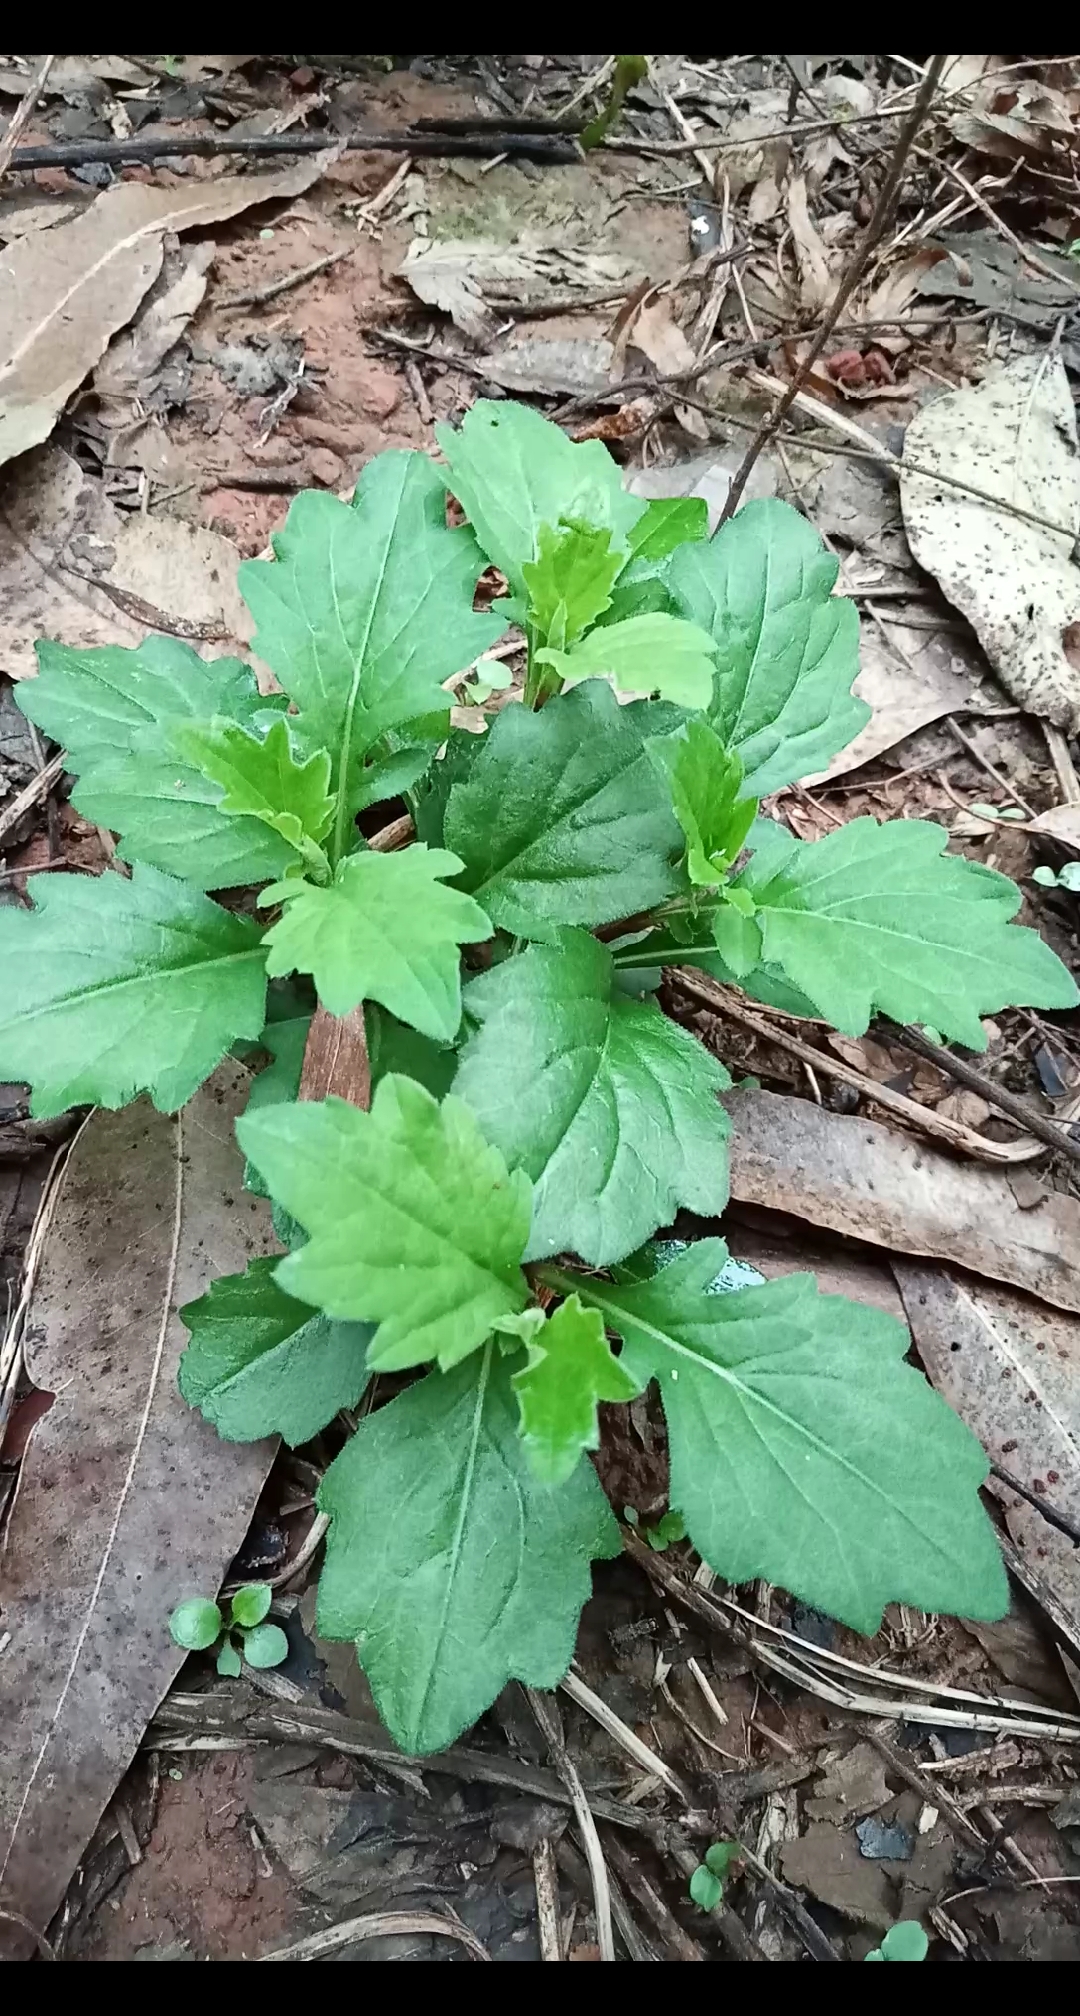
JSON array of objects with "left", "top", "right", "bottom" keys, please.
[
  {"left": 0, "top": 153, "right": 334, "bottom": 470},
  {"left": 94, "top": 236, "right": 215, "bottom": 419},
  {"left": 900, "top": 351, "right": 1080, "bottom": 731},
  {"left": 802, "top": 620, "right": 977, "bottom": 786},
  {"left": 786, "top": 173, "right": 833, "bottom": 314},
  {"left": 724, "top": 1088, "right": 1080, "bottom": 1314},
  {"left": 0, "top": 1062, "right": 277, "bottom": 1954},
  {"left": 0, "top": 444, "right": 253, "bottom": 680},
  {"left": 895, "top": 1262, "right": 1080, "bottom": 1648}
]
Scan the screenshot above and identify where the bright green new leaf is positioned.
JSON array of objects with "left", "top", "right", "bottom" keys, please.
[
  {"left": 511, "top": 1293, "right": 637, "bottom": 1484},
  {"left": 648, "top": 719, "right": 758, "bottom": 884},
  {"left": 689, "top": 1865, "right": 723, "bottom": 1912},
  {"left": 668, "top": 497, "right": 869, "bottom": 794},
  {"left": 537, "top": 611, "right": 718, "bottom": 709},
  {"left": 710, "top": 903, "right": 763, "bottom": 978},
  {"left": 262, "top": 844, "right": 492, "bottom": 1041},
  {"left": 565, "top": 1241, "right": 1008, "bottom": 1632},
  {"left": 521, "top": 518, "right": 622, "bottom": 646},
  {"left": 241, "top": 1623, "right": 289, "bottom": 1668},
  {"left": 742, "top": 816, "right": 1080, "bottom": 1048},
  {"left": 22, "top": 635, "right": 294, "bottom": 888},
  {"left": 625, "top": 494, "right": 709, "bottom": 563},
  {"left": 455, "top": 930, "right": 731, "bottom": 1263},
  {"left": 229, "top": 1583, "right": 271, "bottom": 1628},
  {"left": 316, "top": 1342, "right": 620, "bottom": 1752},
  {"left": 444, "top": 680, "right": 684, "bottom": 938},
  {"left": 239, "top": 452, "right": 505, "bottom": 864},
  {"left": 169, "top": 1597, "right": 222, "bottom": 1651},
  {"left": 238, "top": 1075, "right": 532, "bottom": 1371},
  {"left": 0, "top": 864, "right": 268, "bottom": 1117},
  {"left": 179, "top": 1257, "right": 373, "bottom": 1446},
  {"left": 217, "top": 1641, "right": 243, "bottom": 1678},
  {"left": 173, "top": 715, "right": 333, "bottom": 873},
  {"left": 869, "top": 1923, "right": 929, "bottom": 1963},
  {"left": 436, "top": 398, "right": 644, "bottom": 595}
]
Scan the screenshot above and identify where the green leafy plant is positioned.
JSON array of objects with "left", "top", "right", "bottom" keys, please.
[
  {"left": 1034, "top": 861, "right": 1080, "bottom": 892},
  {"left": 8, "top": 401, "right": 1078, "bottom": 1757},
  {"left": 168, "top": 1583, "right": 288, "bottom": 1677},
  {"left": 688, "top": 1840, "right": 740, "bottom": 1912},
  {"left": 865, "top": 1921, "right": 929, "bottom": 1963}
]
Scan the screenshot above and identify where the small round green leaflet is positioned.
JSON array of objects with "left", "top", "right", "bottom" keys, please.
[
  {"left": 866, "top": 1921, "right": 929, "bottom": 1963},
  {"left": 229, "top": 1581, "right": 272, "bottom": 1629},
  {"left": 242, "top": 1622, "right": 289, "bottom": 1669},
  {"left": 689, "top": 1840, "right": 739, "bottom": 1912},
  {"left": 169, "top": 1597, "right": 222, "bottom": 1651}
]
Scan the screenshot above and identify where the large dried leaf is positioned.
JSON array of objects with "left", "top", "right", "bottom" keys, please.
[
  {"left": 896, "top": 1263, "right": 1080, "bottom": 1647},
  {"left": 900, "top": 353, "right": 1080, "bottom": 730},
  {"left": 0, "top": 1064, "right": 277, "bottom": 1951},
  {"left": 0, "top": 446, "right": 253, "bottom": 681},
  {"left": 726, "top": 1088, "right": 1080, "bottom": 1314},
  {"left": 0, "top": 156, "right": 333, "bottom": 468}
]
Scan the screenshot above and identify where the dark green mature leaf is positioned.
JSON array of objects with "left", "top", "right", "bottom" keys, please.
[
  {"left": 316, "top": 1342, "right": 621, "bottom": 1753},
  {"left": 742, "top": 816, "right": 1080, "bottom": 1047},
  {"left": 239, "top": 452, "right": 505, "bottom": 864},
  {"left": 521, "top": 519, "right": 622, "bottom": 646},
  {"left": 668, "top": 497, "right": 868, "bottom": 795},
  {"left": 565, "top": 1241, "right": 1007, "bottom": 1632},
  {"left": 511, "top": 1293, "right": 637, "bottom": 1484},
  {"left": 366, "top": 1005, "right": 456, "bottom": 1101},
  {"left": 537, "top": 611, "right": 718, "bottom": 709},
  {"left": 0, "top": 865, "right": 267, "bottom": 1117},
  {"left": 626, "top": 495, "right": 709, "bottom": 563},
  {"left": 238, "top": 1075, "right": 532, "bottom": 1371},
  {"left": 456, "top": 930, "right": 730, "bottom": 1263},
  {"left": 179, "top": 1257, "right": 372, "bottom": 1445},
  {"left": 444, "top": 680, "right": 684, "bottom": 938},
  {"left": 436, "top": 399, "right": 644, "bottom": 595},
  {"left": 648, "top": 719, "right": 758, "bottom": 885},
  {"left": 173, "top": 715, "right": 334, "bottom": 874},
  {"left": 241, "top": 1014, "right": 309, "bottom": 1198},
  {"left": 262, "top": 845, "right": 491, "bottom": 1041},
  {"left": 21, "top": 635, "right": 293, "bottom": 888}
]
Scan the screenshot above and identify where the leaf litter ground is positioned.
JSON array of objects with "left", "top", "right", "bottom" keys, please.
[{"left": 2, "top": 50, "right": 1080, "bottom": 1967}]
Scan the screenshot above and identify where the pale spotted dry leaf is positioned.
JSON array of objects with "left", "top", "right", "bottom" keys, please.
[{"left": 900, "top": 352, "right": 1080, "bottom": 729}]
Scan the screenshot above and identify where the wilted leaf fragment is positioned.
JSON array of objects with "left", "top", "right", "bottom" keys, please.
[
  {"left": 316, "top": 1343, "right": 620, "bottom": 1752},
  {"left": 668, "top": 497, "right": 868, "bottom": 794},
  {"left": 238, "top": 1075, "right": 532, "bottom": 1372},
  {"left": 445, "top": 680, "right": 683, "bottom": 938},
  {"left": 511, "top": 1293, "right": 637, "bottom": 1484},
  {"left": 743, "top": 816, "right": 1079, "bottom": 1047},
  {"left": 0, "top": 864, "right": 268, "bottom": 1117},
  {"left": 263, "top": 845, "right": 491, "bottom": 1040},
  {"left": 575, "top": 1240, "right": 1008, "bottom": 1633},
  {"left": 436, "top": 398, "right": 644, "bottom": 596},
  {"left": 180, "top": 1256, "right": 373, "bottom": 1446},
  {"left": 456, "top": 930, "right": 731, "bottom": 1263}
]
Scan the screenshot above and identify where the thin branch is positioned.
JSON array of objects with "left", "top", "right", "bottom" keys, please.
[
  {"left": 718, "top": 53, "right": 949, "bottom": 526},
  {"left": 525, "top": 1687, "right": 615, "bottom": 1963},
  {"left": 0, "top": 54, "right": 54, "bottom": 183},
  {"left": 7, "top": 127, "right": 578, "bottom": 173},
  {"left": 887, "top": 1021, "right": 1080, "bottom": 1165}
]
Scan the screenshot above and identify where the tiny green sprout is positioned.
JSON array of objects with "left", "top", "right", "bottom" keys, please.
[
  {"left": 968, "top": 801, "right": 1027, "bottom": 823},
  {"left": 645, "top": 1509, "right": 686, "bottom": 1552},
  {"left": 1034, "top": 861, "right": 1080, "bottom": 892},
  {"left": 168, "top": 1582, "right": 288, "bottom": 1677},
  {"left": 865, "top": 1920, "right": 929, "bottom": 1963},
  {"left": 461, "top": 659, "right": 515, "bottom": 707},
  {"left": 688, "top": 1839, "right": 740, "bottom": 1912}
]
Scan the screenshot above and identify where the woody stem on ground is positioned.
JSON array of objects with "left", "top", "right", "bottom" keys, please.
[{"left": 716, "top": 51, "right": 948, "bottom": 527}]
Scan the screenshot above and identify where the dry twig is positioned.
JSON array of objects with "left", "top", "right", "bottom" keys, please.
[
  {"left": 718, "top": 53, "right": 948, "bottom": 525},
  {"left": 525, "top": 1687, "right": 616, "bottom": 1962},
  {"left": 0, "top": 55, "right": 55, "bottom": 183}
]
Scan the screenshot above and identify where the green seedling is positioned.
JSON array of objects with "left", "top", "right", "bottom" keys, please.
[
  {"left": 7, "top": 397, "right": 1076, "bottom": 1755},
  {"left": 1034, "top": 861, "right": 1080, "bottom": 892},
  {"left": 689, "top": 1840, "right": 740, "bottom": 1912},
  {"left": 865, "top": 1921, "right": 929, "bottom": 1962},
  {"left": 169, "top": 1583, "right": 288, "bottom": 1677}
]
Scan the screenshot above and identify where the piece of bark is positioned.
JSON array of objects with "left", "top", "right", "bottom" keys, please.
[{"left": 298, "top": 1003, "right": 371, "bottom": 1110}]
